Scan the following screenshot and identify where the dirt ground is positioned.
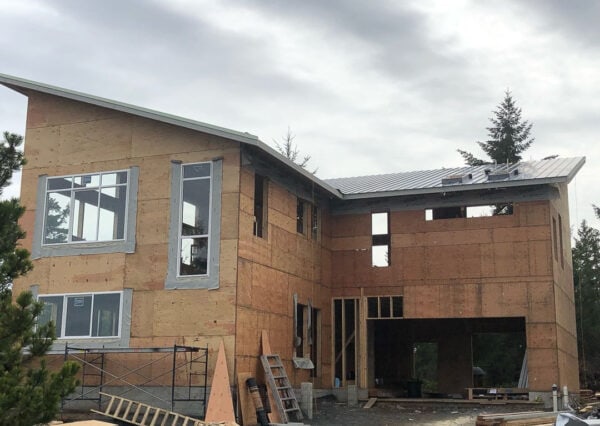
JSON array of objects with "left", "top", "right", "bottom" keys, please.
[{"left": 306, "top": 397, "right": 544, "bottom": 426}]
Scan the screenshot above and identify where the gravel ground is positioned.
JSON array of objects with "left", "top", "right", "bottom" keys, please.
[{"left": 305, "top": 397, "right": 543, "bottom": 426}]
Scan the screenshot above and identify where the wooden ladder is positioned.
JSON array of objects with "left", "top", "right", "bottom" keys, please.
[
  {"left": 91, "top": 392, "right": 206, "bottom": 426},
  {"left": 260, "top": 354, "right": 303, "bottom": 423}
]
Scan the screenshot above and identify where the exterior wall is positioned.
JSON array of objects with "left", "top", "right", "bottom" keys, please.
[
  {"left": 330, "top": 199, "right": 577, "bottom": 392},
  {"left": 235, "top": 166, "right": 332, "bottom": 388},
  {"left": 13, "top": 92, "right": 241, "bottom": 384}
]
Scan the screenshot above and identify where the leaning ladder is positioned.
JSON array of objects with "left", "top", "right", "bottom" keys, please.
[
  {"left": 91, "top": 392, "right": 205, "bottom": 426},
  {"left": 260, "top": 354, "right": 303, "bottom": 423}
]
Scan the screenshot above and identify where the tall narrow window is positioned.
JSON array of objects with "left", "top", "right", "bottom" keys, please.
[
  {"left": 297, "top": 199, "right": 306, "bottom": 235},
  {"left": 552, "top": 217, "right": 558, "bottom": 262},
  {"left": 558, "top": 214, "right": 564, "bottom": 269},
  {"left": 253, "top": 174, "right": 267, "bottom": 238},
  {"left": 372, "top": 212, "right": 390, "bottom": 267},
  {"left": 179, "top": 162, "right": 211, "bottom": 276},
  {"left": 311, "top": 205, "right": 319, "bottom": 241}
]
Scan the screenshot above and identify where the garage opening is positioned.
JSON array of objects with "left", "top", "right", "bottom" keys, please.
[{"left": 369, "top": 317, "right": 526, "bottom": 398}]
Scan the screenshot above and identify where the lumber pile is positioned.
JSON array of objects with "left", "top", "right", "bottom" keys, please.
[{"left": 476, "top": 411, "right": 558, "bottom": 426}]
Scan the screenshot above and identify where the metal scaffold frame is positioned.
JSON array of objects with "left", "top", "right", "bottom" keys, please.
[{"left": 62, "top": 345, "right": 209, "bottom": 416}]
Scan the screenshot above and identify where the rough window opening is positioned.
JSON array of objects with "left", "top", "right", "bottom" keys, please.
[
  {"left": 311, "top": 205, "right": 320, "bottom": 241},
  {"left": 558, "top": 214, "right": 564, "bottom": 269},
  {"left": 552, "top": 217, "right": 559, "bottom": 262},
  {"left": 253, "top": 174, "right": 267, "bottom": 238},
  {"left": 297, "top": 199, "right": 306, "bottom": 234},
  {"left": 372, "top": 212, "right": 390, "bottom": 267},
  {"left": 425, "top": 203, "right": 513, "bottom": 221},
  {"left": 334, "top": 298, "right": 359, "bottom": 386},
  {"left": 367, "top": 296, "right": 403, "bottom": 319}
]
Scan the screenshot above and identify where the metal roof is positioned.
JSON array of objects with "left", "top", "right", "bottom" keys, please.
[
  {"left": 324, "top": 156, "right": 586, "bottom": 199},
  {"left": 0, "top": 74, "right": 585, "bottom": 201}
]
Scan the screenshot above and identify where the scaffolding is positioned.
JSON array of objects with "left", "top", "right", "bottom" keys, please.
[{"left": 62, "top": 345, "right": 209, "bottom": 417}]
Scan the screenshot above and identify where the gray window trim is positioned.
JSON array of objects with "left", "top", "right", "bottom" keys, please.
[
  {"left": 31, "top": 167, "right": 139, "bottom": 258},
  {"left": 30, "top": 285, "right": 132, "bottom": 351},
  {"left": 165, "top": 159, "right": 222, "bottom": 290}
]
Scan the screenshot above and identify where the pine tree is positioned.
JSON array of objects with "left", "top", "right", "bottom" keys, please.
[
  {"left": 0, "top": 131, "right": 79, "bottom": 425},
  {"left": 274, "top": 127, "right": 317, "bottom": 173},
  {"left": 458, "top": 91, "right": 534, "bottom": 166},
  {"left": 573, "top": 220, "right": 600, "bottom": 388}
]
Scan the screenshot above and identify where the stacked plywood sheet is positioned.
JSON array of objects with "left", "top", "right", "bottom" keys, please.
[{"left": 476, "top": 411, "right": 558, "bottom": 426}]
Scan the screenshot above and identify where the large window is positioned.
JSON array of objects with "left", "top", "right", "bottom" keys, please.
[
  {"left": 38, "top": 292, "right": 122, "bottom": 338},
  {"left": 43, "top": 171, "right": 129, "bottom": 245},
  {"left": 178, "top": 163, "right": 212, "bottom": 276},
  {"left": 165, "top": 160, "right": 222, "bottom": 290}
]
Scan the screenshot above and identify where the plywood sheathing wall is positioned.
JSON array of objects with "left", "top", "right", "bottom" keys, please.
[
  {"left": 330, "top": 199, "right": 577, "bottom": 391},
  {"left": 14, "top": 92, "right": 241, "bottom": 384},
  {"left": 235, "top": 167, "right": 332, "bottom": 388}
]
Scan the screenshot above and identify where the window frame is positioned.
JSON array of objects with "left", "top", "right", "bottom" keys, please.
[
  {"left": 37, "top": 290, "right": 124, "bottom": 340},
  {"left": 32, "top": 167, "right": 139, "bottom": 259},
  {"left": 165, "top": 160, "right": 222, "bottom": 290}
]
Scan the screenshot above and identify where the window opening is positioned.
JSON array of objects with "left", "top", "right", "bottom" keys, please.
[
  {"left": 559, "top": 214, "right": 564, "bottom": 269},
  {"left": 366, "top": 296, "right": 403, "bottom": 319},
  {"left": 297, "top": 199, "right": 305, "bottom": 234},
  {"left": 253, "top": 174, "right": 267, "bottom": 238},
  {"left": 311, "top": 205, "right": 320, "bottom": 241},
  {"left": 552, "top": 217, "right": 558, "bottom": 262},
  {"left": 334, "top": 298, "right": 359, "bottom": 387},
  {"left": 372, "top": 212, "right": 390, "bottom": 267},
  {"left": 178, "top": 162, "right": 212, "bottom": 276},
  {"left": 426, "top": 203, "right": 513, "bottom": 221}
]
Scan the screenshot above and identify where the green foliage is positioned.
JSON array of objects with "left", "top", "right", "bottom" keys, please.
[
  {"left": 573, "top": 220, "right": 600, "bottom": 389},
  {"left": 458, "top": 91, "right": 534, "bottom": 166},
  {"left": 0, "top": 131, "right": 79, "bottom": 425}
]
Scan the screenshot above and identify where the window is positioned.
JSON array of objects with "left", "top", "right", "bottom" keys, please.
[
  {"left": 43, "top": 171, "right": 128, "bottom": 244},
  {"left": 253, "top": 174, "right": 267, "bottom": 238},
  {"left": 297, "top": 199, "right": 306, "bottom": 234},
  {"left": 372, "top": 212, "right": 390, "bottom": 267},
  {"left": 178, "top": 163, "right": 212, "bottom": 276},
  {"left": 38, "top": 292, "right": 122, "bottom": 338},
  {"left": 558, "top": 214, "right": 564, "bottom": 269},
  {"left": 32, "top": 168, "right": 138, "bottom": 258},
  {"left": 311, "top": 205, "right": 320, "bottom": 241},
  {"left": 165, "top": 160, "right": 222, "bottom": 290},
  {"left": 552, "top": 217, "right": 559, "bottom": 262}
]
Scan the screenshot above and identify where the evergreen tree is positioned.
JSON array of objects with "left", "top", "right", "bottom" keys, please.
[
  {"left": 458, "top": 91, "right": 534, "bottom": 166},
  {"left": 274, "top": 127, "right": 317, "bottom": 173},
  {"left": 573, "top": 220, "right": 600, "bottom": 389},
  {"left": 0, "top": 131, "right": 79, "bottom": 425}
]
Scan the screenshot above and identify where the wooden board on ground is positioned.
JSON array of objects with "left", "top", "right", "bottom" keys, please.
[
  {"left": 237, "top": 372, "right": 257, "bottom": 426},
  {"left": 476, "top": 410, "right": 558, "bottom": 426},
  {"left": 205, "top": 340, "right": 236, "bottom": 423},
  {"left": 363, "top": 398, "right": 377, "bottom": 409}
]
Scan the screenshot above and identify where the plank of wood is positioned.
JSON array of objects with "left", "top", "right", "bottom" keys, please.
[
  {"left": 363, "top": 398, "right": 377, "bottom": 409},
  {"left": 205, "top": 340, "right": 236, "bottom": 423},
  {"left": 237, "top": 372, "right": 257, "bottom": 426}
]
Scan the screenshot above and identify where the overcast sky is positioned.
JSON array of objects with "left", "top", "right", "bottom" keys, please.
[{"left": 1, "top": 0, "right": 598, "bottom": 233}]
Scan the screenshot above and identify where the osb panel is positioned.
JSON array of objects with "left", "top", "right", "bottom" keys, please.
[
  {"left": 239, "top": 192, "right": 253, "bottom": 215},
  {"left": 557, "top": 349, "right": 580, "bottom": 391},
  {"left": 131, "top": 117, "right": 218, "bottom": 157},
  {"left": 268, "top": 183, "right": 294, "bottom": 217},
  {"left": 420, "top": 229, "right": 491, "bottom": 247},
  {"left": 527, "top": 348, "right": 559, "bottom": 390},
  {"left": 329, "top": 236, "right": 371, "bottom": 251},
  {"left": 236, "top": 258, "right": 253, "bottom": 307},
  {"left": 526, "top": 323, "right": 558, "bottom": 349},
  {"left": 519, "top": 202, "right": 550, "bottom": 226},
  {"left": 22, "top": 125, "right": 61, "bottom": 169},
  {"left": 493, "top": 241, "right": 530, "bottom": 277},
  {"left": 17, "top": 209, "right": 35, "bottom": 252},
  {"left": 331, "top": 213, "right": 370, "bottom": 238},
  {"left": 152, "top": 290, "right": 236, "bottom": 337},
  {"left": 239, "top": 167, "right": 254, "bottom": 198},
  {"left": 406, "top": 285, "right": 440, "bottom": 318},
  {"left": 529, "top": 240, "right": 552, "bottom": 276},
  {"left": 13, "top": 258, "right": 50, "bottom": 293},
  {"left": 47, "top": 254, "right": 127, "bottom": 292},
  {"left": 220, "top": 195, "right": 241, "bottom": 240},
  {"left": 136, "top": 155, "right": 171, "bottom": 201},
  {"left": 268, "top": 208, "right": 295, "bottom": 234},
  {"left": 125, "top": 244, "right": 168, "bottom": 291},
  {"left": 26, "top": 92, "right": 122, "bottom": 128},
  {"left": 58, "top": 117, "right": 133, "bottom": 164},
  {"left": 130, "top": 291, "right": 155, "bottom": 338},
  {"left": 556, "top": 324, "right": 578, "bottom": 358},
  {"left": 136, "top": 199, "right": 170, "bottom": 245}
]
